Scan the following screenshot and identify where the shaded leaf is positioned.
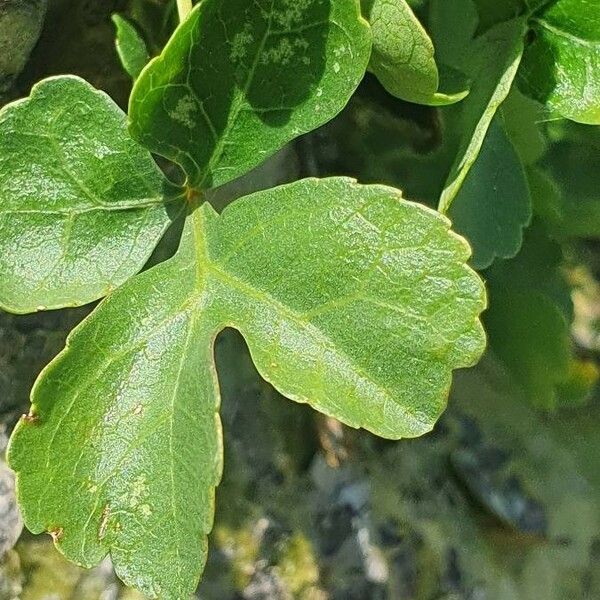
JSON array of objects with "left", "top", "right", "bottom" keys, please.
[
  {"left": 556, "top": 358, "right": 599, "bottom": 407},
  {"left": 112, "top": 14, "right": 150, "bottom": 80},
  {"left": 448, "top": 117, "right": 531, "bottom": 269},
  {"left": 528, "top": 166, "right": 565, "bottom": 232},
  {"left": 438, "top": 18, "right": 526, "bottom": 212},
  {"left": 486, "top": 221, "right": 573, "bottom": 316},
  {"left": 428, "top": 0, "right": 478, "bottom": 71},
  {"left": 534, "top": 131, "right": 600, "bottom": 239},
  {"left": 500, "top": 88, "right": 548, "bottom": 165},
  {"left": 485, "top": 287, "right": 571, "bottom": 409},
  {"left": 484, "top": 223, "right": 584, "bottom": 409},
  {"left": 0, "top": 76, "right": 183, "bottom": 314},
  {"left": 128, "top": 0, "right": 371, "bottom": 189},
  {"left": 473, "top": 0, "right": 524, "bottom": 33},
  {"left": 9, "top": 177, "right": 486, "bottom": 598},
  {"left": 519, "top": 0, "right": 600, "bottom": 124}
]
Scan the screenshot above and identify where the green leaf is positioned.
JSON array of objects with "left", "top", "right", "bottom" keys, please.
[
  {"left": 532, "top": 133, "right": 600, "bottom": 239},
  {"left": 8, "top": 177, "right": 486, "bottom": 598},
  {"left": 528, "top": 166, "right": 565, "bottom": 231},
  {"left": 500, "top": 88, "right": 548, "bottom": 165},
  {"left": 362, "top": 0, "right": 468, "bottom": 105},
  {"left": 485, "top": 288, "right": 571, "bottom": 409},
  {"left": 128, "top": 0, "right": 372, "bottom": 189},
  {"left": 8, "top": 239, "right": 222, "bottom": 599},
  {"left": 429, "top": 0, "right": 478, "bottom": 71},
  {"left": 0, "top": 76, "right": 183, "bottom": 314},
  {"left": 438, "top": 18, "right": 527, "bottom": 212},
  {"left": 519, "top": 0, "right": 600, "bottom": 124},
  {"left": 500, "top": 87, "right": 548, "bottom": 165},
  {"left": 486, "top": 221, "right": 573, "bottom": 317},
  {"left": 556, "top": 358, "right": 599, "bottom": 407},
  {"left": 112, "top": 14, "right": 150, "bottom": 80},
  {"left": 128, "top": 0, "right": 178, "bottom": 54},
  {"left": 484, "top": 223, "right": 576, "bottom": 409},
  {"left": 473, "top": 0, "right": 525, "bottom": 32},
  {"left": 448, "top": 118, "right": 531, "bottom": 269}
]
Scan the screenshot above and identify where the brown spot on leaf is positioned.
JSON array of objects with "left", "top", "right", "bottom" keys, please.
[
  {"left": 21, "top": 412, "right": 39, "bottom": 425},
  {"left": 185, "top": 186, "right": 202, "bottom": 205}
]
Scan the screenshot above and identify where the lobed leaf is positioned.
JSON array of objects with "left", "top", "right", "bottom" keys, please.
[
  {"left": 519, "top": 0, "right": 600, "bottom": 124},
  {"left": 499, "top": 88, "right": 548, "bottom": 165},
  {"left": 448, "top": 118, "right": 531, "bottom": 269},
  {"left": 484, "top": 223, "right": 580, "bottom": 409},
  {"left": 112, "top": 14, "right": 150, "bottom": 80},
  {"left": 209, "top": 179, "right": 486, "bottom": 438},
  {"left": 128, "top": 0, "right": 372, "bottom": 189},
  {"left": 9, "top": 177, "right": 486, "bottom": 598},
  {"left": 438, "top": 18, "right": 526, "bottom": 212},
  {"left": 362, "top": 0, "right": 468, "bottom": 106},
  {"left": 533, "top": 130, "right": 600, "bottom": 239},
  {"left": 8, "top": 236, "right": 222, "bottom": 599},
  {"left": 0, "top": 76, "right": 183, "bottom": 314}
]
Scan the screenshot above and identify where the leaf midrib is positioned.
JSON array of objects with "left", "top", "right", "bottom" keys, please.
[
  {"left": 187, "top": 205, "right": 428, "bottom": 432},
  {"left": 0, "top": 196, "right": 184, "bottom": 216},
  {"left": 196, "top": 2, "right": 275, "bottom": 188},
  {"left": 207, "top": 264, "right": 429, "bottom": 431},
  {"left": 533, "top": 17, "right": 600, "bottom": 48}
]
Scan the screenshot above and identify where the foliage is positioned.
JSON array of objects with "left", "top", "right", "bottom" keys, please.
[
  {"left": 0, "top": 0, "right": 599, "bottom": 597},
  {"left": 112, "top": 14, "right": 149, "bottom": 81},
  {"left": 361, "top": 0, "right": 468, "bottom": 105},
  {"left": 519, "top": 0, "right": 600, "bottom": 124}
]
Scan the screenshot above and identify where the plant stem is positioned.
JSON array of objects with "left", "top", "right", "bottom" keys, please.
[{"left": 177, "top": 0, "right": 193, "bottom": 22}]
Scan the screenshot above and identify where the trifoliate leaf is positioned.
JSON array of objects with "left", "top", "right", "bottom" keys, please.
[
  {"left": 438, "top": 18, "right": 526, "bottom": 212},
  {"left": 112, "top": 14, "right": 150, "bottom": 80},
  {"left": 0, "top": 76, "right": 183, "bottom": 314},
  {"left": 8, "top": 177, "right": 486, "bottom": 599},
  {"left": 519, "top": 0, "right": 600, "bottom": 124},
  {"left": 362, "top": 0, "right": 468, "bottom": 105},
  {"left": 128, "top": 0, "right": 372, "bottom": 189},
  {"left": 448, "top": 118, "right": 531, "bottom": 270}
]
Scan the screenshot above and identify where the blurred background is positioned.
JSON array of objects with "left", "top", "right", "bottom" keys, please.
[{"left": 1, "top": 0, "right": 600, "bottom": 598}]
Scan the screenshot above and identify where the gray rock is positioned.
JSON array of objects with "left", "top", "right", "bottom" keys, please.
[
  {"left": 0, "top": 459, "right": 22, "bottom": 557},
  {"left": 243, "top": 569, "right": 292, "bottom": 600},
  {"left": 0, "top": 0, "right": 47, "bottom": 93}
]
